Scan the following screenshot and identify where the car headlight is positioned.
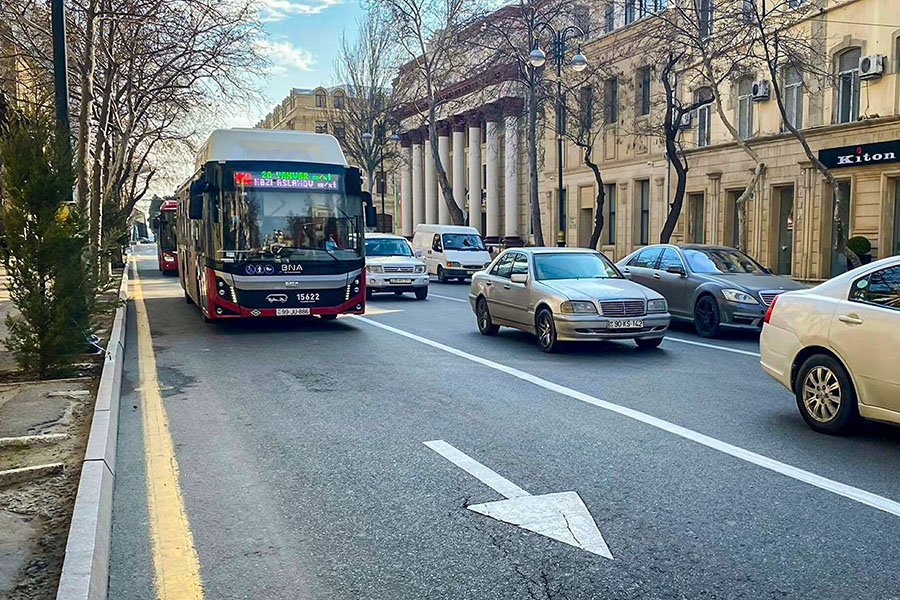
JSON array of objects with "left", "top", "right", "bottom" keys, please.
[
  {"left": 721, "top": 289, "right": 758, "bottom": 304},
  {"left": 366, "top": 264, "right": 383, "bottom": 273},
  {"left": 446, "top": 261, "right": 460, "bottom": 267},
  {"left": 647, "top": 298, "right": 667, "bottom": 313},
  {"left": 415, "top": 265, "right": 426, "bottom": 274},
  {"left": 560, "top": 300, "right": 598, "bottom": 314}
]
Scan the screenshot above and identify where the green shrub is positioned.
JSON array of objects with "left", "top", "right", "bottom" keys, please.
[
  {"left": 846, "top": 235, "right": 871, "bottom": 256},
  {"left": 0, "top": 120, "right": 91, "bottom": 378}
]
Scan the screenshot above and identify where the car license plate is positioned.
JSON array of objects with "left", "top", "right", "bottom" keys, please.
[
  {"left": 608, "top": 319, "right": 643, "bottom": 329},
  {"left": 276, "top": 308, "right": 310, "bottom": 316},
  {"left": 391, "top": 278, "right": 413, "bottom": 284}
]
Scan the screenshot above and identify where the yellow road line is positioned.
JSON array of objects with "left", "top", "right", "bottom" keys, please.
[{"left": 132, "top": 257, "right": 205, "bottom": 599}]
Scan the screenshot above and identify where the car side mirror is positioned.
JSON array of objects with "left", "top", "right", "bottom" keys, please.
[
  {"left": 666, "top": 265, "right": 686, "bottom": 276},
  {"left": 622, "top": 269, "right": 633, "bottom": 280},
  {"left": 763, "top": 267, "right": 773, "bottom": 274},
  {"left": 510, "top": 273, "right": 528, "bottom": 284},
  {"left": 415, "top": 250, "right": 423, "bottom": 258}
]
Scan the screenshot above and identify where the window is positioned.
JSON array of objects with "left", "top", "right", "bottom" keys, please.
[
  {"left": 740, "top": 0, "right": 755, "bottom": 23},
  {"left": 625, "top": 0, "right": 636, "bottom": 24},
  {"left": 491, "top": 252, "right": 514, "bottom": 278},
  {"left": 638, "top": 180, "right": 650, "bottom": 245},
  {"left": 783, "top": 66, "right": 803, "bottom": 129},
  {"left": 574, "top": 5, "right": 590, "bottom": 36},
  {"left": 695, "top": 87, "right": 712, "bottom": 147},
  {"left": 511, "top": 253, "right": 530, "bottom": 276},
  {"left": 698, "top": 0, "right": 713, "bottom": 38},
  {"left": 579, "top": 86, "right": 594, "bottom": 130},
  {"left": 432, "top": 234, "right": 443, "bottom": 252},
  {"left": 850, "top": 266, "right": 900, "bottom": 310},
  {"left": 606, "top": 184, "right": 616, "bottom": 245},
  {"left": 333, "top": 91, "right": 345, "bottom": 109},
  {"left": 604, "top": 4, "right": 615, "bottom": 32},
  {"left": 534, "top": 253, "right": 621, "bottom": 280},
  {"left": 684, "top": 248, "right": 765, "bottom": 274},
  {"left": 737, "top": 77, "right": 754, "bottom": 139},
  {"left": 315, "top": 122, "right": 327, "bottom": 134},
  {"left": 637, "top": 67, "right": 651, "bottom": 116},
  {"left": 605, "top": 77, "right": 619, "bottom": 124},
  {"left": 837, "top": 48, "right": 861, "bottom": 124},
  {"left": 333, "top": 124, "right": 346, "bottom": 139},
  {"left": 628, "top": 246, "right": 663, "bottom": 268},
  {"left": 658, "top": 248, "right": 684, "bottom": 271},
  {"left": 315, "top": 89, "right": 326, "bottom": 108}
]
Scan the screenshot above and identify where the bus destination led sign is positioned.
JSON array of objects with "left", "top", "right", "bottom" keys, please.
[{"left": 234, "top": 170, "right": 340, "bottom": 190}]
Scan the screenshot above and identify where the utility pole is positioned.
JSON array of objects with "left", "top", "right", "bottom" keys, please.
[{"left": 51, "top": 0, "right": 71, "bottom": 147}]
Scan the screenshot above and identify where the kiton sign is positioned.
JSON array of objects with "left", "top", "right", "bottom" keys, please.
[{"left": 819, "top": 140, "right": 900, "bottom": 169}]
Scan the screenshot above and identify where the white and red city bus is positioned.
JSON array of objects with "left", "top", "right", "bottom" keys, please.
[
  {"left": 152, "top": 199, "right": 179, "bottom": 274},
  {"left": 176, "top": 129, "right": 376, "bottom": 321}
]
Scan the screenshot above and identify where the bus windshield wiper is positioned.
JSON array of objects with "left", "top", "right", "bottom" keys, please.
[{"left": 287, "top": 245, "right": 341, "bottom": 262}]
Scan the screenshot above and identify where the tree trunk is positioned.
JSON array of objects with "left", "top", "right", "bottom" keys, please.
[
  {"left": 659, "top": 138, "right": 687, "bottom": 244},
  {"left": 527, "top": 73, "right": 544, "bottom": 246},
  {"left": 76, "top": 0, "right": 98, "bottom": 220},
  {"left": 584, "top": 149, "right": 606, "bottom": 250}
]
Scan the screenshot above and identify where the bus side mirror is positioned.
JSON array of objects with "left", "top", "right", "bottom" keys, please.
[
  {"left": 347, "top": 167, "right": 362, "bottom": 196},
  {"left": 150, "top": 217, "right": 159, "bottom": 229},
  {"left": 361, "top": 191, "right": 376, "bottom": 227}
]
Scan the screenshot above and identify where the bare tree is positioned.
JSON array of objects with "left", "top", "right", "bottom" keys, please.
[
  {"left": 329, "top": 10, "right": 400, "bottom": 198},
  {"left": 374, "top": 0, "right": 487, "bottom": 226}
]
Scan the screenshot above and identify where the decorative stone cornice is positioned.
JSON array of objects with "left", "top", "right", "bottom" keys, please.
[
  {"left": 707, "top": 171, "right": 722, "bottom": 181},
  {"left": 436, "top": 120, "right": 451, "bottom": 136},
  {"left": 451, "top": 116, "right": 467, "bottom": 133},
  {"left": 464, "top": 110, "right": 483, "bottom": 127}
]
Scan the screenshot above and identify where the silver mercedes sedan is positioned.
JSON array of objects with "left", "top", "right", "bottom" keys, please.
[{"left": 469, "top": 248, "right": 671, "bottom": 352}]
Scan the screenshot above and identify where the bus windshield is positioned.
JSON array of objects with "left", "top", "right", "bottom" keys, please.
[
  {"left": 222, "top": 189, "right": 362, "bottom": 261},
  {"left": 157, "top": 213, "right": 176, "bottom": 250}
]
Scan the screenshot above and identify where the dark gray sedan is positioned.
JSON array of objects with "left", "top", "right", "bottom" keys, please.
[{"left": 616, "top": 244, "right": 806, "bottom": 337}]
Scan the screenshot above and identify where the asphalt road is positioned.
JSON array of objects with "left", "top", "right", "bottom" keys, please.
[{"left": 109, "top": 244, "right": 900, "bottom": 600}]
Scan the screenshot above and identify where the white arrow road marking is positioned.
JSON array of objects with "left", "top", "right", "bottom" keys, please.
[{"left": 424, "top": 440, "right": 613, "bottom": 560}]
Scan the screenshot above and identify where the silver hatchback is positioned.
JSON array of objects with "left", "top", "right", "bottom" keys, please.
[{"left": 469, "top": 248, "right": 670, "bottom": 352}]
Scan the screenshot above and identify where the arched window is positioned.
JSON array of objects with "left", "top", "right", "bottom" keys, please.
[
  {"left": 836, "top": 48, "right": 860, "bottom": 123},
  {"left": 783, "top": 66, "right": 803, "bottom": 129},
  {"left": 737, "top": 77, "right": 754, "bottom": 139},
  {"left": 315, "top": 89, "right": 327, "bottom": 108},
  {"left": 694, "top": 87, "right": 713, "bottom": 147},
  {"left": 333, "top": 91, "right": 345, "bottom": 109}
]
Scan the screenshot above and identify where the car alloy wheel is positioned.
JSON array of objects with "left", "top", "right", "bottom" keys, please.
[
  {"left": 693, "top": 296, "right": 720, "bottom": 338},
  {"left": 437, "top": 266, "right": 447, "bottom": 284},
  {"left": 802, "top": 366, "right": 842, "bottom": 423},
  {"left": 476, "top": 298, "right": 499, "bottom": 335},
  {"left": 536, "top": 308, "right": 558, "bottom": 353}
]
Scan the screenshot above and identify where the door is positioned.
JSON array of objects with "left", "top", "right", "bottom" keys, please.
[
  {"left": 426, "top": 234, "right": 443, "bottom": 274},
  {"left": 689, "top": 194, "right": 705, "bottom": 243},
  {"left": 777, "top": 187, "right": 794, "bottom": 275},
  {"left": 623, "top": 247, "right": 664, "bottom": 288},
  {"left": 829, "top": 181, "right": 852, "bottom": 277},
  {"left": 485, "top": 252, "right": 514, "bottom": 321},
  {"left": 503, "top": 253, "right": 532, "bottom": 326},
  {"left": 655, "top": 248, "right": 692, "bottom": 317},
  {"left": 578, "top": 207, "right": 593, "bottom": 248},
  {"left": 830, "top": 264, "right": 900, "bottom": 410}
]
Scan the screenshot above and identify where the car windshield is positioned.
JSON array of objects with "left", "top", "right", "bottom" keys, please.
[
  {"left": 684, "top": 248, "right": 766, "bottom": 274},
  {"left": 442, "top": 233, "right": 485, "bottom": 251},
  {"left": 366, "top": 238, "right": 412, "bottom": 257},
  {"left": 533, "top": 253, "right": 622, "bottom": 281}
]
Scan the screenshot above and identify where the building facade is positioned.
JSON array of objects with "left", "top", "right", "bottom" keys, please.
[
  {"left": 255, "top": 87, "right": 399, "bottom": 231},
  {"left": 395, "top": 0, "right": 900, "bottom": 281}
]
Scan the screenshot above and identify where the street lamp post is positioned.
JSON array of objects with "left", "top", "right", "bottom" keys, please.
[{"left": 529, "top": 25, "right": 587, "bottom": 247}]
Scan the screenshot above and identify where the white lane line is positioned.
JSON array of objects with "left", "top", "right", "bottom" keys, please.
[
  {"left": 429, "top": 293, "right": 468, "bottom": 303},
  {"left": 354, "top": 316, "right": 900, "bottom": 519},
  {"left": 424, "top": 440, "right": 530, "bottom": 499},
  {"left": 664, "top": 336, "right": 761, "bottom": 358}
]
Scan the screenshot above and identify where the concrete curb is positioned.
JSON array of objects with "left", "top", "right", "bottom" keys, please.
[{"left": 56, "top": 264, "right": 130, "bottom": 600}]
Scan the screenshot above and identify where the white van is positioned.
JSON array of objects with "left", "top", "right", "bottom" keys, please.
[{"left": 411, "top": 225, "right": 493, "bottom": 283}]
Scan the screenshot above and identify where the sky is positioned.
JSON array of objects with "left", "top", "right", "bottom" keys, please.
[{"left": 228, "top": 0, "right": 366, "bottom": 127}]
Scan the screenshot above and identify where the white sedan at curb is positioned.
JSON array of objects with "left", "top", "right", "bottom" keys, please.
[{"left": 760, "top": 255, "right": 900, "bottom": 434}]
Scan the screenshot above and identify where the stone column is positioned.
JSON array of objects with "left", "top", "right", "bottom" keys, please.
[
  {"left": 452, "top": 118, "right": 466, "bottom": 222},
  {"left": 437, "top": 121, "right": 451, "bottom": 225},
  {"left": 484, "top": 104, "right": 502, "bottom": 244},
  {"left": 707, "top": 172, "right": 722, "bottom": 245},
  {"left": 466, "top": 111, "right": 483, "bottom": 234},
  {"left": 502, "top": 100, "right": 523, "bottom": 246},
  {"left": 400, "top": 134, "right": 413, "bottom": 237},
  {"left": 411, "top": 130, "right": 425, "bottom": 230},
  {"left": 424, "top": 130, "right": 438, "bottom": 225}
]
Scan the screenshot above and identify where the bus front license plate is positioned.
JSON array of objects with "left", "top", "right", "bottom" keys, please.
[{"left": 276, "top": 308, "right": 310, "bottom": 316}]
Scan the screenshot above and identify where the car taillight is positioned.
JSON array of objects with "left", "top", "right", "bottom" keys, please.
[{"left": 763, "top": 294, "right": 778, "bottom": 324}]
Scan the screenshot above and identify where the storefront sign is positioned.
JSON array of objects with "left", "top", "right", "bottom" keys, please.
[{"left": 819, "top": 140, "right": 900, "bottom": 169}]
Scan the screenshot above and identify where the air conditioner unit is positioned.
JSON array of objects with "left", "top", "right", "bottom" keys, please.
[
  {"left": 678, "top": 111, "right": 692, "bottom": 129},
  {"left": 751, "top": 80, "right": 770, "bottom": 101},
  {"left": 859, "top": 54, "right": 885, "bottom": 80}
]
